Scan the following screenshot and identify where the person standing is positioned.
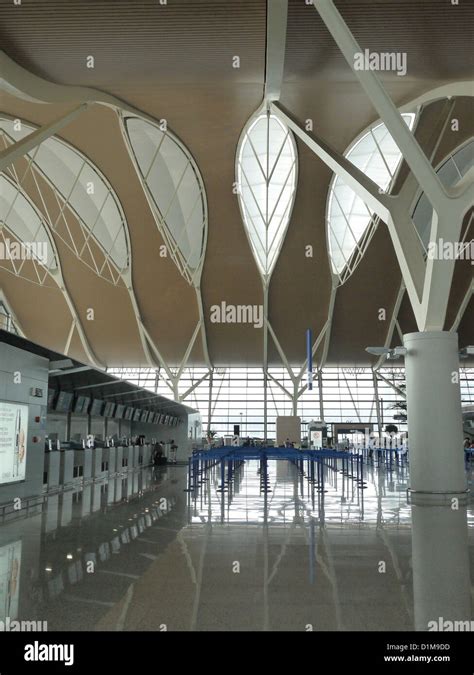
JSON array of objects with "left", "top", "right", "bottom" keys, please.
[{"left": 170, "top": 439, "right": 178, "bottom": 464}]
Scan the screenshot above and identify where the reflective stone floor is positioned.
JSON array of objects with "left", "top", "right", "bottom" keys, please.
[{"left": 1, "top": 459, "right": 473, "bottom": 631}]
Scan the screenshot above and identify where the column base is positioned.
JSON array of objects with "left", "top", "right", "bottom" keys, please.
[{"left": 409, "top": 488, "right": 469, "bottom": 507}]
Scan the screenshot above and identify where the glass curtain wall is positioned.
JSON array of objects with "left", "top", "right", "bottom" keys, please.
[{"left": 108, "top": 366, "right": 474, "bottom": 440}]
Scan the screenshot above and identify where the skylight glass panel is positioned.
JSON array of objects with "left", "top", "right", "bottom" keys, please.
[
  {"left": 0, "top": 118, "right": 129, "bottom": 272},
  {"left": 124, "top": 116, "right": 206, "bottom": 281},
  {"left": 412, "top": 138, "right": 474, "bottom": 248},
  {"left": 327, "top": 113, "right": 416, "bottom": 281},
  {"left": 0, "top": 175, "right": 57, "bottom": 270},
  {"left": 237, "top": 111, "right": 297, "bottom": 281}
]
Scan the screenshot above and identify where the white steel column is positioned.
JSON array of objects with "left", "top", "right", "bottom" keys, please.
[
  {"left": 317, "top": 370, "right": 324, "bottom": 422},
  {"left": 403, "top": 332, "right": 466, "bottom": 498},
  {"left": 264, "top": 0, "right": 288, "bottom": 102},
  {"left": 372, "top": 370, "right": 383, "bottom": 439},
  {"left": 263, "top": 285, "right": 269, "bottom": 442},
  {"left": 411, "top": 503, "right": 471, "bottom": 630},
  {"left": 207, "top": 371, "right": 214, "bottom": 437},
  {"left": 292, "top": 381, "right": 298, "bottom": 416}
]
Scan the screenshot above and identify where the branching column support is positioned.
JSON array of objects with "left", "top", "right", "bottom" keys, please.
[{"left": 309, "top": 0, "right": 473, "bottom": 333}]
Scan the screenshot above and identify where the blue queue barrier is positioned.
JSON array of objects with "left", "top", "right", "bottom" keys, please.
[
  {"left": 356, "top": 446, "right": 409, "bottom": 469},
  {"left": 185, "top": 447, "right": 368, "bottom": 497}
]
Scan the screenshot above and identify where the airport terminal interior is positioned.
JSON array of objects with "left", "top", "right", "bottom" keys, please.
[{"left": 0, "top": 0, "right": 473, "bottom": 635}]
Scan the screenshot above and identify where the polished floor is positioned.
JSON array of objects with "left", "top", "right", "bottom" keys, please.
[{"left": 1, "top": 458, "right": 473, "bottom": 631}]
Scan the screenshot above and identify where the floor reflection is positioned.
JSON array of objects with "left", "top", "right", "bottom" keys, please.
[{"left": 0, "top": 460, "right": 472, "bottom": 631}]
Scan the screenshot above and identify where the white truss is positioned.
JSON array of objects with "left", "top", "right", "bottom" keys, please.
[
  {"left": 0, "top": 289, "right": 24, "bottom": 336},
  {"left": 0, "top": 61, "right": 213, "bottom": 383},
  {"left": 119, "top": 111, "right": 212, "bottom": 374},
  {"left": 0, "top": 116, "right": 129, "bottom": 284},
  {"left": 0, "top": 172, "right": 57, "bottom": 285},
  {"left": 0, "top": 175, "right": 104, "bottom": 368}
]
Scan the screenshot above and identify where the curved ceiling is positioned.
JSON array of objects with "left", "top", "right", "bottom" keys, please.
[{"left": 0, "top": 0, "right": 472, "bottom": 368}]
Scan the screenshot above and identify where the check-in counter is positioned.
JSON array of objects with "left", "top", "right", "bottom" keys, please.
[
  {"left": 141, "top": 445, "right": 151, "bottom": 466},
  {"left": 107, "top": 477, "right": 115, "bottom": 504},
  {"left": 92, "top": 446, "right": 107, "bottom": 481},
  {"left": 114, "top": 476, "right": 123, "bottom": 502},
  {"left": 143, "top": 466, "right": 152, "bottom": 490},
  {"left": 132, "top": 471, "right": 140, "bottom": 495},
  {"left": 91, "top": 483, "right": 103, "bottom": 512},
  {"left": 121, "top": 446, "right": 131, "bottom": 472},
  {"left": 44, "top": 451, "right": 61, "bottom": 492},
  {"left": 108, "top": 446, "right": 118, "bottom": 475},
  {"left": 43, "top": 493, "right": 60, "bottom": 533},
  {"left": 83, "top": 448, "right": 92, "bottom": 483},
  {"left": 73, "top": 449, "right": 92, "bottom": 485},
  {"left": 101, "top": 447, "right": 111, "bottom": 475},
  {"left": 60, "top": 490, "right": 73, "bottom": 526},
  {"left": 131, "top": 445, "right": 140, "bottom": 470},
  {"left": 123, "top": 475, "right": 135, "bottom": 500},
  {"left": 116, "top": 446, "right": 124, "bottom": 474},
  {"left": 81, "top": 485, "right": 92, "bottom": 518},
  {"left": 59, "top": 449, "right": 74, "bottom": 488}
]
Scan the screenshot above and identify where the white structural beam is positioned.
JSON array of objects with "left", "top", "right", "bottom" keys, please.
[
  {"left": 312, "top": 0, "right": 447, "bottom": 211},
  {"left": 195, "top": 287, "right": 213, "bottom": 370},
  {"left": 1, "top": 175, "right": 105, "bottom": 369},
  {"left": 311, "top": 0, "right": 473, "bottom": 333},
  {"left": 63, "top": 320, "right": 76, "bottom": 356},
  {"left": 398, "top": 82, "right": 474, "bottom": 114},
  {"left": 372, "top": 370, "right": 383, "bottom": 438},
  {"left": 267, "top": 371, "right": 293, "bottom": 400},
  {"left": 319, "top": 285, "right": 337, "bottom": 370},
  {"left": 121, "top": 268, "right": 161, "bottom": 369},
  {"left": 296, "top": 321, "right": 328, "bottom": 384},
  {"left": 181, "top": 370, "right": 211, "bottom": 401},
  {"left": 375, "top": 371, "right": 406, "bottom": 400},
  {"left": 272, "top": 100, "right": 426, "bottom": 316},
  {"left": 450, "top": 280, "right": 473, "bottom": 332},
  {"left": 0, "top": 104, "right": 88, "bottom": 171},
  {"left": 385, "top": 208, "right": 425, "bottom": 310},
  {"left": 266, "top": 318, "right": 297, "bottom": 383},
  {"left": 417, "top": 178, "right": 473, "bottom": 331},
  {"left": 271, "top": 101, "right": 391, "bottom": 220},
  {"left": 263, "top": 284, "right": 269, "bottom": 441},
  {"left": 265, "top": 0, "right": 288, "bottom": 102},
  {"left": 140, "top": 324, "right": 175, "bottom": 383},
  {"left": 297, "top": 287, "right": 336, "bottom": 398},
  {"left": 1, "top": 50, "right": 145, "bottom": 113},
  {"left": 0, "top": 56, "right": 211, "bottom": 375},
  {"left": 176, "top": 321, "right": 202, "bottom": 381},
  {"left": 374, "top": 281, "right": 406, "bottom": 371},
  {"left": 3, "top": 48, "right": 471, "bottom": 124}
]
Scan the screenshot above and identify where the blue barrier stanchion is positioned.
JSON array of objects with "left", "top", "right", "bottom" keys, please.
[
  {"left": 357, "top": 454, "right": 366, "bottom": 488},
  {"left": 217, "top": 457, "right": 227, "bottom": 492},
  {"left": 184, "top": 457, "right": 193, "bottom": 492}
]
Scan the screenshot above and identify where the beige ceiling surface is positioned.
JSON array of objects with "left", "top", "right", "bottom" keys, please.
[{"left": 0, "top": 0, "right": 472, "bottom": 367}]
